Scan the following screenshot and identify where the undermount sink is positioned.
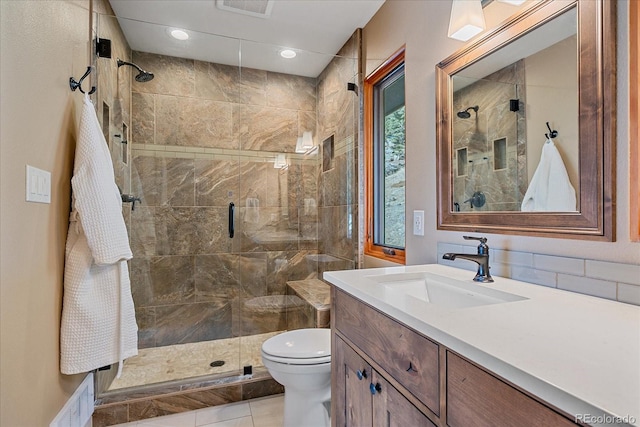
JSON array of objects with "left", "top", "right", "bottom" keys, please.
[{"left": 366, "top": 272, "right": 527, "bottom": 309}]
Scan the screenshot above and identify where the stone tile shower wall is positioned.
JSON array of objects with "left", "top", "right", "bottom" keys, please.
[
  {"left": 452, "top": 61, "right": 527, "bottom": 212},
  {"left": 317, "top": 32, "right": 361, "bottom": 273},
  {"left": 128, "top": 51, "right": 322, "bottom": 349}
]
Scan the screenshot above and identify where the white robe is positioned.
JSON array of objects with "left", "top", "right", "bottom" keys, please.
[
  {"left": 60, "top": 94, "right": 138, "bottom": 375},
  {"left": 521, "top": 139, "right": 576, "bottom": 212}
]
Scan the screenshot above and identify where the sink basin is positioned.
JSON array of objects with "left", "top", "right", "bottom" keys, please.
[{"left": 366, "top": 272, "right": 527, "bottom": 309}]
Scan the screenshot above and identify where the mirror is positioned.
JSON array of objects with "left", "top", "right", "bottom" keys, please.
[{"left": 436, "top": 0, "right": 616, "bottom": 240}]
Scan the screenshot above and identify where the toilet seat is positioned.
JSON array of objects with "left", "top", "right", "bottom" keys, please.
[{"left": 261, "top": 329, "right": 331, "bottom": 365}]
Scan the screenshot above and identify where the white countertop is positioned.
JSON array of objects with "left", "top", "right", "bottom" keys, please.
[{"left": 324, "top": 264, "right": 640, "bottom": 427}]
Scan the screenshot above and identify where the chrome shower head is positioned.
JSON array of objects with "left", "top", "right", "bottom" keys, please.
[
  {"left": 117, "top": 59, "right": 154, "bottom": 82},
  {"left": 457, "top": 105, "right": 479, "bottom": 119}
]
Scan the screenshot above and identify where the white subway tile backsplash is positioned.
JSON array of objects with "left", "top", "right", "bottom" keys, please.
[
  {"left": 586, "top": 260, "right": 640, "bottom": 285},
  {"left": 436, "top": 241, "right": 639, "bottom": 305},
  {"left": 511, "top": 266, "right": 557, "bottom": 288},
  {"left": 492, "top": 249, "right": 533, "bottom": 267},
  {"left": 489, "top": 262, "right": 510, "bottom": 278},
  {"left": 557, "top": 274, "right": 617, "bottom": 300},
  {"left": 534, "top": 254, "right": 585, "bottom": 275},
  {"left": 618, "top": 283, "right": 640, "bottom": 305}
]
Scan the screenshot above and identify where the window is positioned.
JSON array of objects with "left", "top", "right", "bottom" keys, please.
[{"left": 365, "top": 48, "right": 406, "bottom": 263}]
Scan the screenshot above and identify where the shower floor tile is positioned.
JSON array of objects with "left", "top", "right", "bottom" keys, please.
[{"left": 109, "top": 331, "right": 282, "bottom": 390}]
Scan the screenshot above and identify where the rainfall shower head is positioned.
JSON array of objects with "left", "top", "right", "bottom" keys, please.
[
  {"left": 117, "top": 59, "right": 154, "bottom": 82},
  {"left": 457, "top": 105, "right": 479, "bottom": 119}
]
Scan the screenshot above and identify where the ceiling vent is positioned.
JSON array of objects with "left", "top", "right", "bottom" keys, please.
[{"left": 216, "top": 0, "right": 274, "bottom": 19}]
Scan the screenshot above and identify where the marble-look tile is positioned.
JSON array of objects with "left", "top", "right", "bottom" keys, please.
[
  {"left": 195, "top": 159, "right": 239, "bottom": 207},
  {"left": 235, "top": 105, "right": 298, "bottom": 152},
  {"left": 149, "top": 207, "right": 232, "bottom": 255},
  {"left": 237, "top": 67, "right": 267, "bottom": 106},
  {"left": 241, "top": 380, "right": 284, "bottom": 401},
  {"left": 195, "top": 254, "right": 241, "bottom": 303},
  {"left": 318, "top": 205, "right": 357, "bottom": 262},
  {"left": 236, "top": 210, "right": 299, "bottom": 253},
  {"left": 199, "top": 416, "right": 254, "bottom": 427},
  {"left": 130, "top": 206, "right": 159, "bottom": 257},
  {"left": 130, "top": 256, "right": 195, "bottom": 307},
  {"left": 195, "top": 61, "right": 240, "bottom": 102},
  {"left": 266, "top": 251, "right": 318, "bottom": 295},
  {"left": 131, "top": 156, "right": 195, "bottom": 207},
  {"left": 132, "top": 51, "right": 195, "bottom": 97},
  {"left": 239, "top": 160, "right": 267, "bottom": 207},
  {"left": 320, "top": 149, "right": 356, "bottom": 207},
  {"left": 92, "top": 403, "right": 129, "bottom": 427},
  {"left": 241, "top": 295, "right": 303, "bottom": 335},
  {"left": 136, "top": 307, "right": 157, "bottom": 349},
  {"left": 238, "top": 253, "right": 267, "bottom": 298},
  {"left": 156, "top": 95, "right": 236, "bottom": 149},
  {"left": 266, "top": 72, "right": 316, "bottom": 111},
  {"left": 155, "top": 301, "right": 233, "bottom": 346},
  {"left": 132, "top": 92, "right": 155, "bottom": 145},
  {"left": 128, "top": 386, "right": 242, "bottom": 421}
]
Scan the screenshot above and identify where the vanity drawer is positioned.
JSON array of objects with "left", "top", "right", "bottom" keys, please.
[
  {"left": 334, "top": 289, "right": 440, "bottom": 416},
  {"left": 447, "top": 352, "right": 578, "bottom": 427}
]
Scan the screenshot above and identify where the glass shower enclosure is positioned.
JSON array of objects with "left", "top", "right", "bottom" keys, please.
[{"left": 94, "top": 12, "right": 360, "bottom": 398}]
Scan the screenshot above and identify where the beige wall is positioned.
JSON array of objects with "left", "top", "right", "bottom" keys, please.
[
  {"left": 363, "top": 0, "right": 639, "bottom": 267},
  {"left": 0, "top": 0, "right": 94, "bottom": 425}
]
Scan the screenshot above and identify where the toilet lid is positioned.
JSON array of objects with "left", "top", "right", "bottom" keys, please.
[{"left": 262, "top": 328, "right": 331, "bottom": 359}]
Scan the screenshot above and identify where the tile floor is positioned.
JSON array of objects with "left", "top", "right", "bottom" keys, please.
[{"left": 110, "top": 394, "right": 284, "bottom": 427}]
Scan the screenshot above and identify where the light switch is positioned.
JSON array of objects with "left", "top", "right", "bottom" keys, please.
[
  {"left": 413, "top": 210, "right": 424, "bottom": 236},
  {"left": 26, "top": 165, "right": 51, "bottom": 204}
]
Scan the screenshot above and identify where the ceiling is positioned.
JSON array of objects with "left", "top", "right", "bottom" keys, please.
[{"left": 108, "top": 0, "right": 385, "bottom": 78}]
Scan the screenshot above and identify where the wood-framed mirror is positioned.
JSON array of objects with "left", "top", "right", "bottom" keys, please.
[{"left": 436, "top": 0, "right": 616, "bottom": 240}]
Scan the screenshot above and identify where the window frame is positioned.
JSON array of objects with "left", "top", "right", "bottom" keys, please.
[{"left": 364, "top": 47, "right": 406, "bottom": 264}]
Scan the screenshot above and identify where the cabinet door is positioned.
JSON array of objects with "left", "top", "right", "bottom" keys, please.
[
  {"left": 334, "top": 336, "right": 373, "bottom": 426},
  {"left": 371, "top": 371, "right": 437, "bottom": 427},
  {"left": 447, "top": 352, "right": 577, "bottom": 427}
]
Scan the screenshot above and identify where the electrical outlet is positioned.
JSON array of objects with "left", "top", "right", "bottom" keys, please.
[{"left": 413, "top": 210, "right": 424, "bottom": 236}]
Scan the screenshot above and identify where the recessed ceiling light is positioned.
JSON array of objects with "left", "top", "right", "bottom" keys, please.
[
  {"left": 170, "top": 29, "right": 189, "bottom": 41},
  {"left": 280, "top": 49, "right": 296, "bottom": 59}
]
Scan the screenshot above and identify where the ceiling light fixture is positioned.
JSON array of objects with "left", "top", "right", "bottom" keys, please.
[
  {"left": 497, "top": 0, "right": 527, "bottom": 5},
  {"left": 448, "top": 0, "right": 486, "bottom": 42},
  {"left": 170, "top": 29, "right": 190, "bottom": 41},
  {"left": 280, "top": 49, "right": 297, "bottom": 59}
]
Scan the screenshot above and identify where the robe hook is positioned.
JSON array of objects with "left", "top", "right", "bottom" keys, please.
[
  {"left": 69, "top": 66, "right": 96, "bottom": 95},
  {"left": 545, "top": 122, "right": 558, "bottom": 139}
]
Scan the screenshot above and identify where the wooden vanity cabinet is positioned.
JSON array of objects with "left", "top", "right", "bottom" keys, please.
[
  {"left": 331, "top": 288, "right": 581, "bottom": 427},
  {"left": 334, "top": 335, "right": 436, "bottom": 427},
  {"left": 446, "top": 352, "right": 578, "bottom": 427}
]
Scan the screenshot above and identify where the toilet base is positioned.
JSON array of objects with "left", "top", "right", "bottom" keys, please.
[{"left": 283, "top": 385, "right": 331, "bottom": 427}]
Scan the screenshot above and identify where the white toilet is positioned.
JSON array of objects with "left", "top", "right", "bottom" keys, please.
[{"left": 261, "top": 328, "right": 332, "bottom": 427}]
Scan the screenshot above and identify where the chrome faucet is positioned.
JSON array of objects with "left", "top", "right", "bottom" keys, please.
[{"left": 442, "top": 236, "right": 493, "bottom": 283}]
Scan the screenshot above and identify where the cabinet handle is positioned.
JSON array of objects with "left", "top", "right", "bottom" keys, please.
[
  {"left": 369, "top": 382, "right": 382, "bottom": 395},
  {"left": 356, "top": 369, "right": 367, "bottom": 380}
]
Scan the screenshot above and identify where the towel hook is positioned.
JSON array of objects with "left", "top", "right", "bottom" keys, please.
[
  {"left": 69, "top": 66, "right": 96, "bottom": 95},
  {"left": 545, "top": 122, "right": 558, "bottom": 139}
]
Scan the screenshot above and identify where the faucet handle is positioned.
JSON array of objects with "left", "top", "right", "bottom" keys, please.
[
  {"left": 463, "top": 235, "right": 489, "bottom": 254},
  {"left": 463, "top": 235, "right": 487, "bottom": 244}
]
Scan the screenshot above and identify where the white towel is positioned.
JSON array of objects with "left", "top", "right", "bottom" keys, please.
[
  {"left": 521, "top": 139, "right": 576, "bottom": 212},
  {"left": 61, "top": 94, "right": 138, "bottom": 376}
]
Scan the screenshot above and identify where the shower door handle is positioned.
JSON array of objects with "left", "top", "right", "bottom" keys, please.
[{"left": 229, "top": 202, "right": 235, "bottom": 238}]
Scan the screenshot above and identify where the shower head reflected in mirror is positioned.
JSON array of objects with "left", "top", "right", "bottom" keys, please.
[
  {"left": 117, "top": 59, "right": 154, "bottom": 82},
  {"left": 457, "top": 105, "right": 479, "bottom": 119}
]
